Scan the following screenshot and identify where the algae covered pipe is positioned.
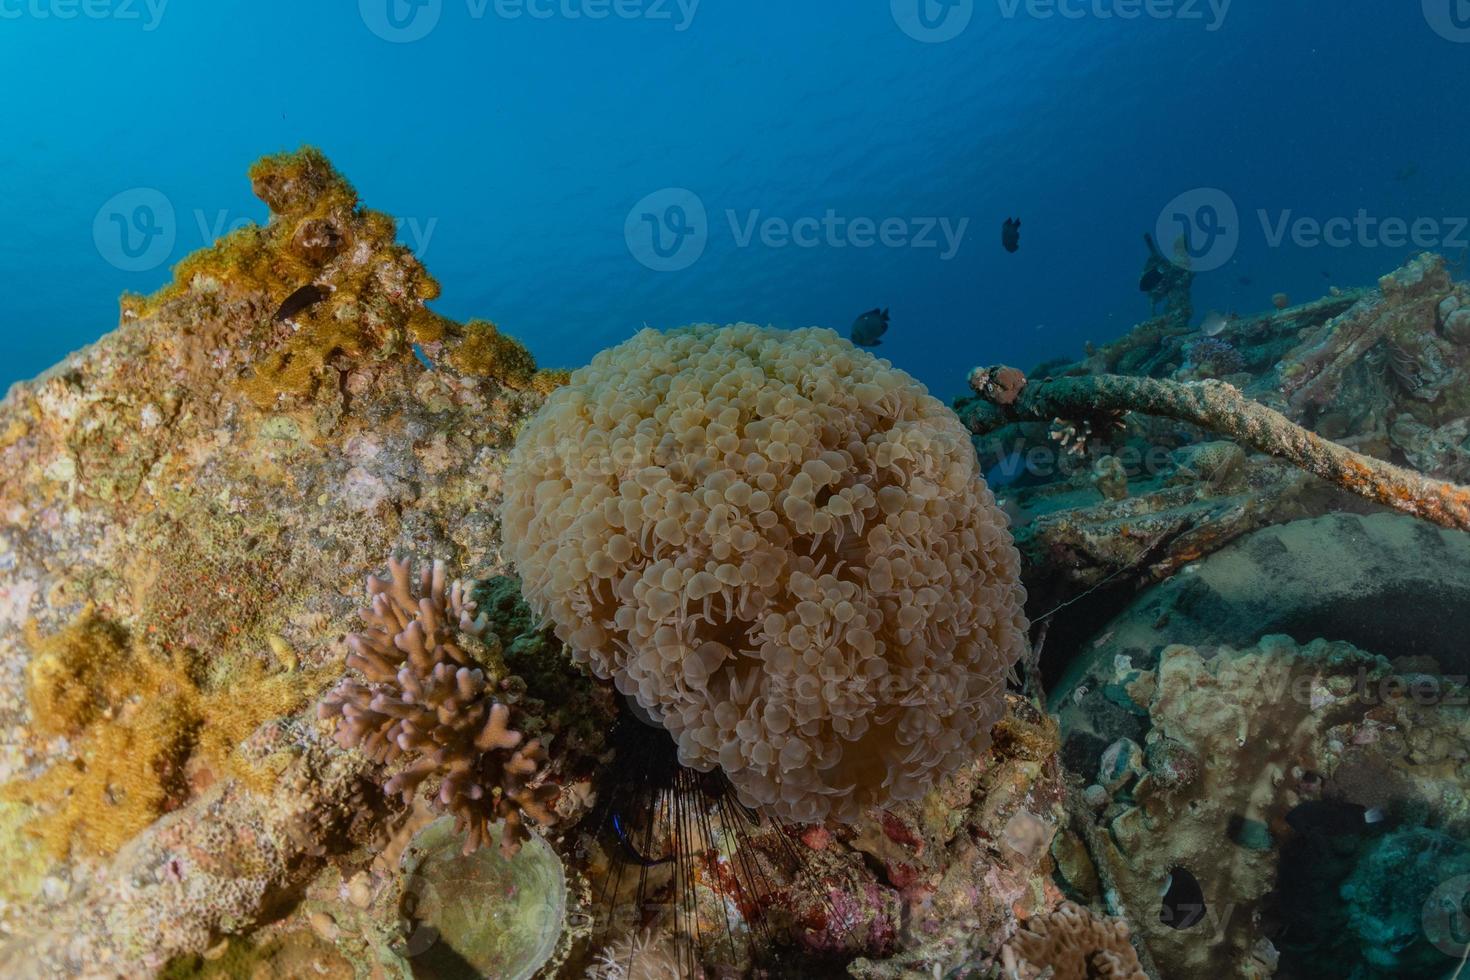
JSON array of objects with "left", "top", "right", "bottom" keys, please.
[{"left": 960, "top": 366, "right": 1470, "bottom": 533}]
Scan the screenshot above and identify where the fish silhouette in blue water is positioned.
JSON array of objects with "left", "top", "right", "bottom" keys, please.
[
  {"left": 850, "top": 308, "right": 890, "bottom": 347},
  {"left": 1001, "top": 217, "right": 1021, "bottom": 253},
  {"left": 1159, "top": 866, "right": 1207, "bottom": 930}
]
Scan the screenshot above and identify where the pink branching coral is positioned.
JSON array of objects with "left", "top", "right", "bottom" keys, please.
[{"left": 319, "top": 557, "right": 557, "bottom": 856}]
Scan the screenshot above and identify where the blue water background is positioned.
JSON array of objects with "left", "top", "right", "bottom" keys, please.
[{"left": 1, "top": 1, "right": 1466, "bottom": 399}]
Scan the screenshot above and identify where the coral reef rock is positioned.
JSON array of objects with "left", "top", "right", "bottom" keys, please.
[{"left": 0, "top": 149, "right": 566, "bottom": 977}]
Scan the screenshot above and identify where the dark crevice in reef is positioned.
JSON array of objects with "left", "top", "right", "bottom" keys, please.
[
  {"left": 1030, "top": 578, "right": 1145, "bottom": 697},
  {"left": 1266, "top": 582, "right": 1470, "bottom": 675}
]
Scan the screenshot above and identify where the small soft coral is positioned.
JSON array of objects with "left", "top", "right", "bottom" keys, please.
[
  {"left": 1183, "top": 336, "right": 1244, "bottom": 378},
  {"left": 319, "top": 557, "right": 557, "bottom": 856},
  {"left": 1000, "top": 902, "right": 1147, "bottom": 980}
]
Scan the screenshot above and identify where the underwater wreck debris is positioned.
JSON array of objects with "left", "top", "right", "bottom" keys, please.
[
  {"left": 319, "top": 556, "right": 558, "bottom": 857},
  {"left": 960, "top": 365, "right": 1470, "bottom": 532},
  {"left": 1139, "top": 232, "right": 1192, "bottom": 326},
  {"left": 1283, "top": 252, "right": 1468, "bottom": 411},
  {"left": 501, "top": 323, "right": 1030, "bottom": 825},
  {"left": 1000, "top": 901, "right": 1148, "bottom": 980},
  {"left": 1056, "top": 629, "right": 1470, "bottom": 979}
]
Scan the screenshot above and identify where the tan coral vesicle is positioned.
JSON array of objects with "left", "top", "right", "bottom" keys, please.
[
  {"left": 501, "top": 324, "right": 1028, "bottom": 823},
  {"left": 318, "top": 557, "right": 557, "bottom": 856}
]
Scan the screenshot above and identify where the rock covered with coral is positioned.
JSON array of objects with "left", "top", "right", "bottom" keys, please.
[
  {"left": 0, "top": 148, "right": 1073, "bottom": 980},
  {"left": 501, "top": 323, "right": 1029, "bottom": 823},
  {"left": 0, "top": 148, "right": 584, "bottom": 976}
]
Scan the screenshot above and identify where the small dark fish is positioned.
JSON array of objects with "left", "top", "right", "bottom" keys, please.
[
  {"left": 850, "top": 307, "right": 890, "bottom": 347},
  {"left": 1001, "top": 217, "right": 1021, "bottom": 253},
  {"left": 1321, "top": 269, "right": 1333, "bottom": 280},
  {"left": 1139, "top": 266, "right": 1164, "bottom": 293},
  {"left": 1285, "top": 800, "right": 1384, "bottom": 837},
  {"left": 273, "top": 283, "right": 331, "bottom": 322},
  {"left": 1238, "top": 275, "right": 1253, "bottom": 286},
  {"left": 1159, "top": 866, "right": 1207, "bottom": 930}
]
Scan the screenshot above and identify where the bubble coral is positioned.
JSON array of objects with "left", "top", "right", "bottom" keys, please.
[
  {"left": 1000, "top": 902, "right": 1147, "bottom": 979},
  {"left": 501, "top": 324, "right": 1028, "bottom": 823},
  {"left": 318, "top": 557, "right": 557, "bottom": 856}
]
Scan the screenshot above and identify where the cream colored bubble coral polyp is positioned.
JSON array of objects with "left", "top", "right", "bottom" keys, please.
[{"left": 501, "top": 324, "right": 1028, "bottom": 823}]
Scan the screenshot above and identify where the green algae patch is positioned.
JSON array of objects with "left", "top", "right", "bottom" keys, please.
[
  {"left": 397, "top": 816, "right": 566, "bottom": 980},
  {"left": 0, "top": 801, "right": 50, "bottom": 910}
]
